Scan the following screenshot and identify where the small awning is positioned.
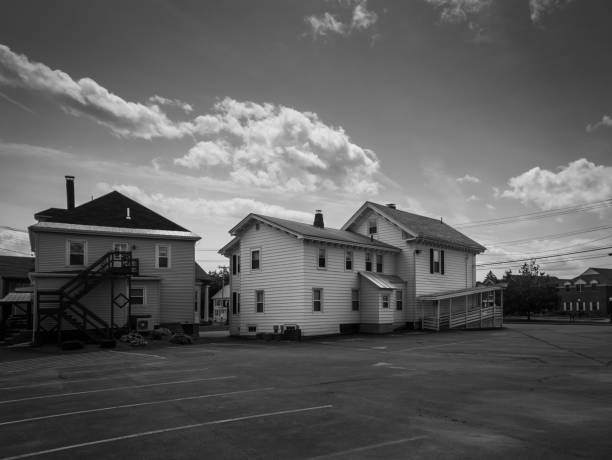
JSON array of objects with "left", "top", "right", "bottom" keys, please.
[
  {"left": 359, "top": 272, "right": 405, "bottom": 290},
  {"left": 0, "top": 292, "right": 32, "bottom": 304},
  {"left": 417, "top": 285, "right": 502, "bottom": 302}
]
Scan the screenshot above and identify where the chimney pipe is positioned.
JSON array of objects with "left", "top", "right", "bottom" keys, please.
[
  {"left": 65, "top": 175, "right": 75, "bottom": 210},
  {"left": 313, "top": 209, "right": 324, "bottom": 229}
]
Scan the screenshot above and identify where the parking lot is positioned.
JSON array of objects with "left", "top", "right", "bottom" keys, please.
[{"left": 1, "top": 323, "right": 611, "bottom": 459}]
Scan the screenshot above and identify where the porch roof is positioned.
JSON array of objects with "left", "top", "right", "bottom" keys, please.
[
  {"left": 359, "top": 271, "right": 405, "bottom": 290},
  {"left": 417, "top": 285, "right": 502, "bottom": 301},
  {"left": 0, "top": 292, "right": 32, "bottom": 304}
]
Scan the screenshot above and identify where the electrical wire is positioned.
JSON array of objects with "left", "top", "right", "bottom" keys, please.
[{"left": 475, "top": 245, "right": 612, "bottom": 267}]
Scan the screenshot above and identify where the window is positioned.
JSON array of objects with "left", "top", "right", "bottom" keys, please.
[
  {"left": 313, "top": 288, "right": 322, "bottom": 312},
  {"left": 318, "top": 247, "right": 326, "bottom": 269},
  {"left": 591, "top": 281, "right": 597, "bottom": 289},
  {"left": 156, "top": 244, "right": 170, "bottom": 268},
  {"left": 232, "top": 291, "right": 238, "bottom": 314},
  {"left": 376, "top": 254, "right": 383, "bottom": 272},
  {"left": 251, "top": 250, "right": 260, "bottom": 270},
  {"left": 576, "top": 284, "right": 583, "bottom": 292},
  {"left": 345, "top": 249, "right": 353, "bottom": 271},
  {"left": 248, "top": 325, "right": 257, "bottom": 333},
  {"left": 130, "top": 287, "right": 145, "bottom": 305},
  {"left": 430, "top": 248, "right": 444, "bottom": 274},
  {"left": 351, "top": 289, "right": 359, "bottom": 311},
  {"left": 256, "top": 290, "right": 264, "bottom": 313},
  {"left": 396, "top": 290, "right": 403, "bottom": 310},
  {"left": 68, "top": 240, "right": 86, "bottom": 266},
  {"left": 113, "top": 242, "right": 128, "bottom": 252},
  {"left": 368, "top": 219, "right": 377, "bottom": 235},
  {"left": 365, "top": 252, "right": 372, "bottom": 272},
  {"left": 382, "top": 294, "right": 389, "bottom": 309}
]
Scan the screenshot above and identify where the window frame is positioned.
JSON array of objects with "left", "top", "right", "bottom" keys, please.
[
  {"left": 66, "top": 240, "right": 87, "bottom": 267},
  {"left": 317, "top": 247, "right": 327, "bottom": 269},
  {"left": 368, "top": 218, "right": 377, "bottom": 235},
  {"left": 155, "top": 244, "right": 171, "bottom": 269},
  {"left": 255, "top": 290, "right": 264, "bottom": 313},
  {"left": 351, "top": 289, "right": 360, "bottom": 311},
  {"left": 129, "top": 286, "right": 146, "bottom": 305},
  {"left": 376, "top": 253, "right": 383, "bottom": 273},
  {"left": 576, "top": 283, "right": 583, "bottom": 292},
  {"left": 430, "top": 248, "right": 445, "bottom": 274},
  {"left": 345, "top": 248, "right": 353, "bottom": 271},
  {"left": 382, "top": 294, "right": 389, "bottom": 309},
  {"left": 313, "top": 288, "right": 323, "bottom": 312},
  {"left": 395, "top": 290, "right": 403, "bottom": 310},
  {"left": 251, "top": 249, "right": 261, "bottom": 271},
  {"left": 365, "top": 252, "right": 372, "bottom": 272}
]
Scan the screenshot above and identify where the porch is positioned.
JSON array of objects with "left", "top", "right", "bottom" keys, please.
[{"left": 418, "top": 286, "right": 503, "bottom": 331}]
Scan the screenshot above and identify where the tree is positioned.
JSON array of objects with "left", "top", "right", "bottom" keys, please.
[
  {"left": 502, "top": 260, "right": 559, "bottom": 320},
  {"left": 484, "top": 270, "right": 498, "bottom": 284}
]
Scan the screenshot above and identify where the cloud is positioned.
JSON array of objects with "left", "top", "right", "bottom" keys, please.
[
  {"left": 305, "top": 1, "right": 377, "bottom": 38},
  {"left": 148, "top": 95, "right": 193, "bottom": 113},
  {"left": 0, "top": 44, "right": 192, "bottom": 140},
  {"left": 457, "top": 174, "right": 481, "bottom": 184},
  {"left": 486, "top": 203, "right": 496, "bottom": 210},
  {"left": 466, "top": 194, "right": 480, "bottom": 202},
  {"left": 586, "top": 115, "right": 612, "bottom": 133},
  {"left": 529, "top": 0, "right": 573, "bottom": 24},
  {"left": 501, "top": 159, "right": 612, "bottom": 210},
  {"left": 96, "top": 183, "right": 313, "bottom": 222},
  {"left": 174, "top": 97, "right": 382, "bottom": 194},
  {"left": 423, "top": 0, "right": 491, "bottom": 23}
]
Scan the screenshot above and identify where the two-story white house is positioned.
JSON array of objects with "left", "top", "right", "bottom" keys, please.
[
  {"left": 220, "top": 202, "right": 503, "bottom": 337},
  {"left": 28, "top": 176, "right": 201, "bottom": 344}
]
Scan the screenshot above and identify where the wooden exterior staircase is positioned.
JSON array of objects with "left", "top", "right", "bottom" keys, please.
[{"left": 36, "top": 251, "right": 139, "bottom": 344}]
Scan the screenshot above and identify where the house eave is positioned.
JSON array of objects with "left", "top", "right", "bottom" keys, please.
[{"left": 29, "top": 222, "right": 201, "bottom": 241}]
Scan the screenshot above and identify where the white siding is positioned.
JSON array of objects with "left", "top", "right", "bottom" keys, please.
[{"left": 33, "top": 231, "right": 195, "bottom": 324}]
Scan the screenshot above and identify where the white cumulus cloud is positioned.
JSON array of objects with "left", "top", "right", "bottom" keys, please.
[
  {"left": 174, "top": 97, "right": 381, "bottom": 194},
  {"left": 423, "top": 0, "right": 491, "bottom": 23},
  {"left": 586, "top": 115, "right": 612, "bottom": 133},
  {"left": 148, "top": 95, "right": 193, "bottom": 113},
  {"left": 305, "top": 12, "right": 347, "bottom": 37},
  {"left": 457, "top": 174, "right": 481, "bottom": 183},
  {"left": 529, "top": 0, "right": 573, "bottom": 24},
  {"left": 0, "top": 44, "right": 192, "bottom": 140},
  {"left": 501, "top": 158, "right": 612, "bottom": 210},
  {"left": 305, "top": 1, "right": 377, "bottom": 38}
]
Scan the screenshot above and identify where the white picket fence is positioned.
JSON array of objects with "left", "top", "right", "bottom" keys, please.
[{"left": 423, "top": 306, "right": 503, "bottom": 331}]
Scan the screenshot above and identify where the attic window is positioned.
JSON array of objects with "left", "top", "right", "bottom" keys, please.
[{"left": 368, "top": 219, "right": 377, "bottom": 235}]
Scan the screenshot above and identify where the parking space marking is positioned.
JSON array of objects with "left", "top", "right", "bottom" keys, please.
[
  {"left": 0, "top": 376, "right": 236, "bottom": 405},
  {"left": 0, "top": 387, "right": 275, "bottom": 427},
  {"left": 0, "top": 368, "right": 211, "bottom": 391},
  {"left": 307, "top": 436, "right": 427, "bottom": 459},
  {"left": 108, "top": 350, "right": 166, "bottom": 359},
  {"left": 0, "top": 405, "right": 333, "bottom": 460}
]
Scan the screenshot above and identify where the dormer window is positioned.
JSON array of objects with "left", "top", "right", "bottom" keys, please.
[
  {"left": 590, "top": 281, "right": 598, "bottom": 289},
  {"left": 576, "top": 284, "right": 583, "bottom": 292}
]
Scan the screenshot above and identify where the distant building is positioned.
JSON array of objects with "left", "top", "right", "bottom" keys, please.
[
  {"left": 211, "top": 285, "right": 230, "bottom": 323},
  {"left": 557, "top": 268, "right": 612, "bottom": 316}
]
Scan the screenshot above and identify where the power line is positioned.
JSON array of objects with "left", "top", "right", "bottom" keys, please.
[
  {"left": 479, "top": 233, "right": 612, "bottom": 258},
  {"left": 453, "top": 198, "right": 612, "bottom": 229},
  {"left": 481, "top": 224, "right": 612, "bottom": 246},
  {"left": 476, "top": 245, "right": 612, "bottom": 267}
]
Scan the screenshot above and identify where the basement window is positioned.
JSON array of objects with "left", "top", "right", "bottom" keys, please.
[{"left": 130, "top": 287, "right": 145, "bottom": 305}]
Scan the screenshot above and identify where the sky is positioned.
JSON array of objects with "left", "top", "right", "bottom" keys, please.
[{"left": 0, "top": 0, "right": 611, "bottom": 279}]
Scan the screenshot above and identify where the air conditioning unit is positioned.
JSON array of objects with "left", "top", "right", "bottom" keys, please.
[{"left": 136, "top": 318, "right": 154, "bottom": 332}]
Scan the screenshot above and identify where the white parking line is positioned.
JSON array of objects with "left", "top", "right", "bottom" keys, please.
[
  {"left": 108, "top": 350, "right": 167, "bottom": 359},
  {"left": 0, "top": 368, "right": 211, "bottom": 391},
  {"left": 0, "top": 376, "right": 235, "bottom": 404},
  {"left": 307, "top": 436, "right": 427, "bottom": 459},
  {"left": 0, "top": 405, "right": 333, "bottom": 460},
  {"left": 0, "top": 387, "right": 275, "bottom": 426}
]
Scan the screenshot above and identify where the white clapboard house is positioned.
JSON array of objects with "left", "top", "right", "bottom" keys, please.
[
  {"left": 29, "top": 176, "right": 201, "bottom": 343},
  {"left": 220, "top": 202, "right": 503, "bottom": 336}
]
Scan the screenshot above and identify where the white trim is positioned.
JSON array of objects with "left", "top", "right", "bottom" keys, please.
[
  {"left": 255, "top": 290, "right": 264, "bottom": 313},
  {"left": 155, "top": 244, "right": 171, "bottom": 269},
  {"left": 30, "top": 221, "right": 200, "bottom": 241},
  {"left": 312, "top": 288, "right": 323, "bottom": 312},
  {"left": 251, "top": 248, "right": 261, "bottom": 271},
  {"left": 65, "top": 239, "right": 87, "bottom": 267},
  {"left": 130, "top": 286, "right": 147, "bottom": 306}
]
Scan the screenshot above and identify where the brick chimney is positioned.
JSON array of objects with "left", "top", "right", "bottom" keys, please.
[
  {"left": 313, "top": 210, "right": 324, "bottom": 229},
  {"left": 65, "top": 175, "right": 75, "bottom": 210}
]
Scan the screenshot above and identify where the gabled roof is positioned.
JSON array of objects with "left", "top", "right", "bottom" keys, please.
[
  {"left": 226, "top": 214, "right": 401, "bottom": 253},
  {"left": 342, "top": 202, "right": 486, "bottom": 253},
  {"left": 34, "top": 191, "right": 189, "bottom": 232},
  {"left": 0, "top": 256, "right": 34, "bottom": 279},
  {"left": 574, "top": 268, "right": 612, "bottom": 284}
]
